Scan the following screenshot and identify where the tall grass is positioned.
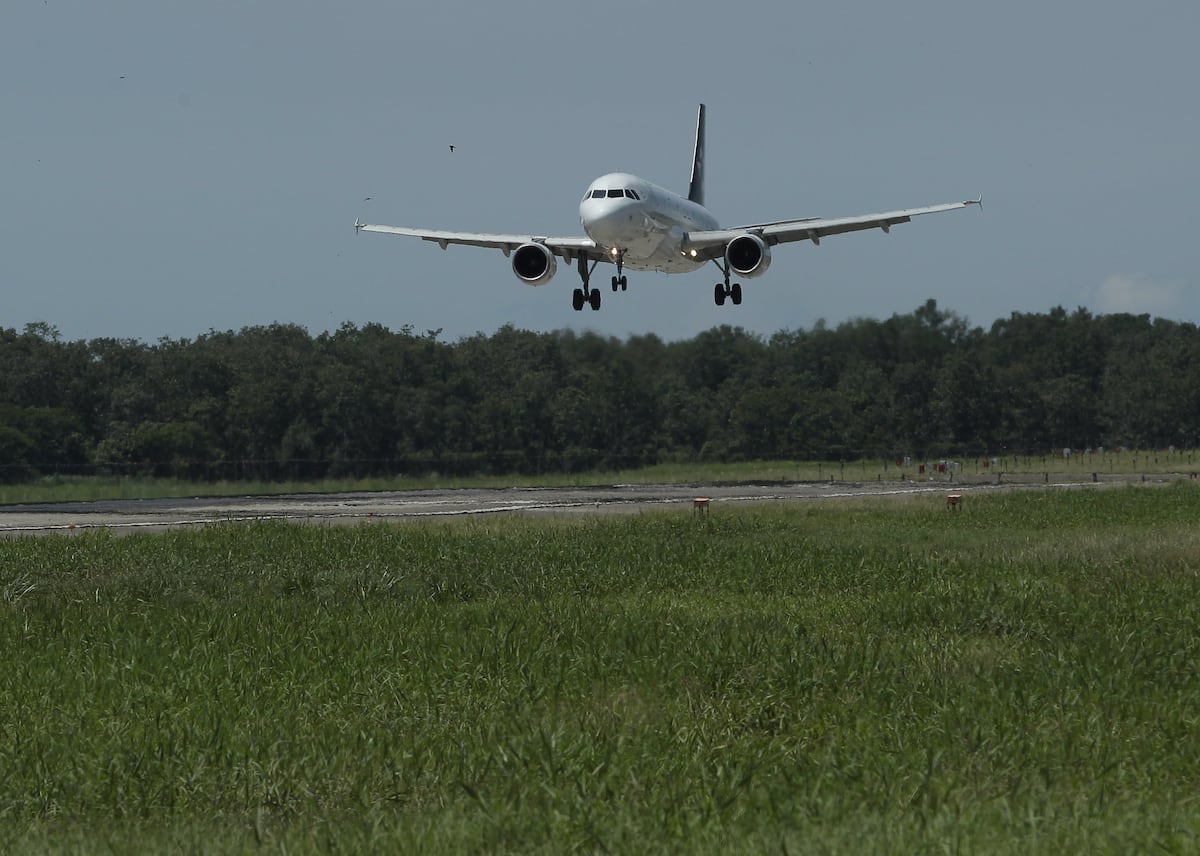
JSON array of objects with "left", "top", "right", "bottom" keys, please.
[{"left": 2, "top": 485, "right": 1199, "bottom": 852}]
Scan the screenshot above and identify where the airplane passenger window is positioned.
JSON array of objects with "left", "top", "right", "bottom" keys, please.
[
  {"left": 591, "top": 189, "right": 606, "bottom": 198},
  {"left": 607, "top": 189, "right": 623, "bottom": 198}
]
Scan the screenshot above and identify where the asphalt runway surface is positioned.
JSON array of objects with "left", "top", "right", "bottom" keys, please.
[{"left": 0, "top": 477, "right": 1139, "bottom": 537}]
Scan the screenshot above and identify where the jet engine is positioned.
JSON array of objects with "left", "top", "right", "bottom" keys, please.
[
  {"left": 725, "top": 234, "right": 772, "bottom": 278},
  {"left": 511, "top": 242, "right": 557, "bottom": 286}
]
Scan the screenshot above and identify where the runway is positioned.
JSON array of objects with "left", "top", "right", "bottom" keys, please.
[{"left": 0, "top": 476, "right": 1141, "bottom": 537}]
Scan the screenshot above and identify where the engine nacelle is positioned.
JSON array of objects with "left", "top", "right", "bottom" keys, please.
[
  {"left": 511, "top": 242, "right": 557, "bottom": 286},
  {"left": 725, "top": 233, "right": 772, "bottom": 278}
]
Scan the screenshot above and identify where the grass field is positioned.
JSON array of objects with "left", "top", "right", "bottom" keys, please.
[
  {"left": 3, "top": 448, "right": 1198, "bottom": 506},
  {"left": 3, "top": 485, "right": 1200, "bottom": 852}
]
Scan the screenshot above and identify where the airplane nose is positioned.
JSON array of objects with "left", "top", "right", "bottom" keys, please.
[{"left": 582, "top": 200, "right": 635, "bottom": 245}]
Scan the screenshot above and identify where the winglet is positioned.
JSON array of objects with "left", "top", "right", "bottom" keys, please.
[
  {"left": 970, "top": 194, "right": 983, "bottom": 209},
  {"left": 355, "top": 218, "right": 363, "bottom": 234}
]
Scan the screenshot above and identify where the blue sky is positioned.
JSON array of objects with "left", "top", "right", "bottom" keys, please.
[{"left": 3, "top": 1, "right": 1197, "bottom": 343}]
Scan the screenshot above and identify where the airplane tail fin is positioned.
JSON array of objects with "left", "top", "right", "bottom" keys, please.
[{"left": 688, "top": 103, "right": 706, "bottom": 207}]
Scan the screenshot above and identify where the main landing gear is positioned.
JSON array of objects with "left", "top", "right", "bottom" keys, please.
[
  {"left": 712, "top": 260, "right": 743, "bottom": 307},
  {"left": 572, "top": 255, "right": 602, "bottom": 311},
  {"left": 573, "top": 252, "right": 629, "bottom": 311}
]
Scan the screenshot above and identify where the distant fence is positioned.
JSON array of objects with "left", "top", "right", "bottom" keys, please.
[
  {"left": 4, "top": 448, "right": 1196, "bottom": 485},
  {"left": 0, "top": 452, "right": 655, "bottom": 483}
]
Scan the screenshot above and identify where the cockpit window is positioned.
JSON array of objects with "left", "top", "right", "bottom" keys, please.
[
  {"left": 625, "top": 189, "right": 640, "bottom": 200},
  {"left": 606, "top": 189, "right": 624, "bottom": 198},
  {"left": 590, "top": 189, "right": 606, "bottom": 199}
]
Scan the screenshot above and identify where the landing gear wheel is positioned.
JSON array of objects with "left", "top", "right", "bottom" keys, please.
[
  {"left": 575, "top": 255, "right": 598, "bottom": 310},
  {"left": 612, "top": 251, "right": 626, "bottom": 294},
  {"left": 714, "top": 283, "right": 726, "bottom": 306},
  {"left": 731, "top": 283, "right": 743, "bottom": 305}
]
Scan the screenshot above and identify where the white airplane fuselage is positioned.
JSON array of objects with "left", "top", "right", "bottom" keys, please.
[{"left": 579, "top": 172, "right": 718, "bottom": 274}]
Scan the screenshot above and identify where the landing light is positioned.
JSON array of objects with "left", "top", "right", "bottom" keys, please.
[{"left": 610, "top": 247, "right": 619, "bottom": 257}]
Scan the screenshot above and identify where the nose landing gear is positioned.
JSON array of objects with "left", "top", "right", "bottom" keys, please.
[{"left": 610, "top": 250, "right": 627, "bottom": 292}]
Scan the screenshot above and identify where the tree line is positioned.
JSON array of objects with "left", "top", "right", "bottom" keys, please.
[{"left": 2, "top": 300, "right": 1198, "bottom": 482}]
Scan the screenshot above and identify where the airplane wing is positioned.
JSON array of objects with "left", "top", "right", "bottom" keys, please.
[
  {"left": 354, "top": 221, "right": 597, "bottom": 260},
  {"left": 682, "top": 198, "right": 981, "bottom": 260}
]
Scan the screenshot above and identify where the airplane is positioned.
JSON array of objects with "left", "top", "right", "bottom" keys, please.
[{"left": 354, "top": 105, "right": 979, "bottom": 312}]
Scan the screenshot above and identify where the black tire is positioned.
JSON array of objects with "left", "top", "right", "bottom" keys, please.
[
  {"left": 589, "top": 289, "right": 602, "bottom": 311},
  {"left": 714, "top": 283, "right": 726, "bottom": 306},
  {"left": 573, "top": 289, "right": 585, "bottom": 311},
  {"left": 731, "top": 283, "right": 743, "bottom": 305},
  {"left": 620, "top": 276, "right": 628, "bottom": 291},
  {"left": 611, "top": 276, "right": 619, "bottom": 292}
]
